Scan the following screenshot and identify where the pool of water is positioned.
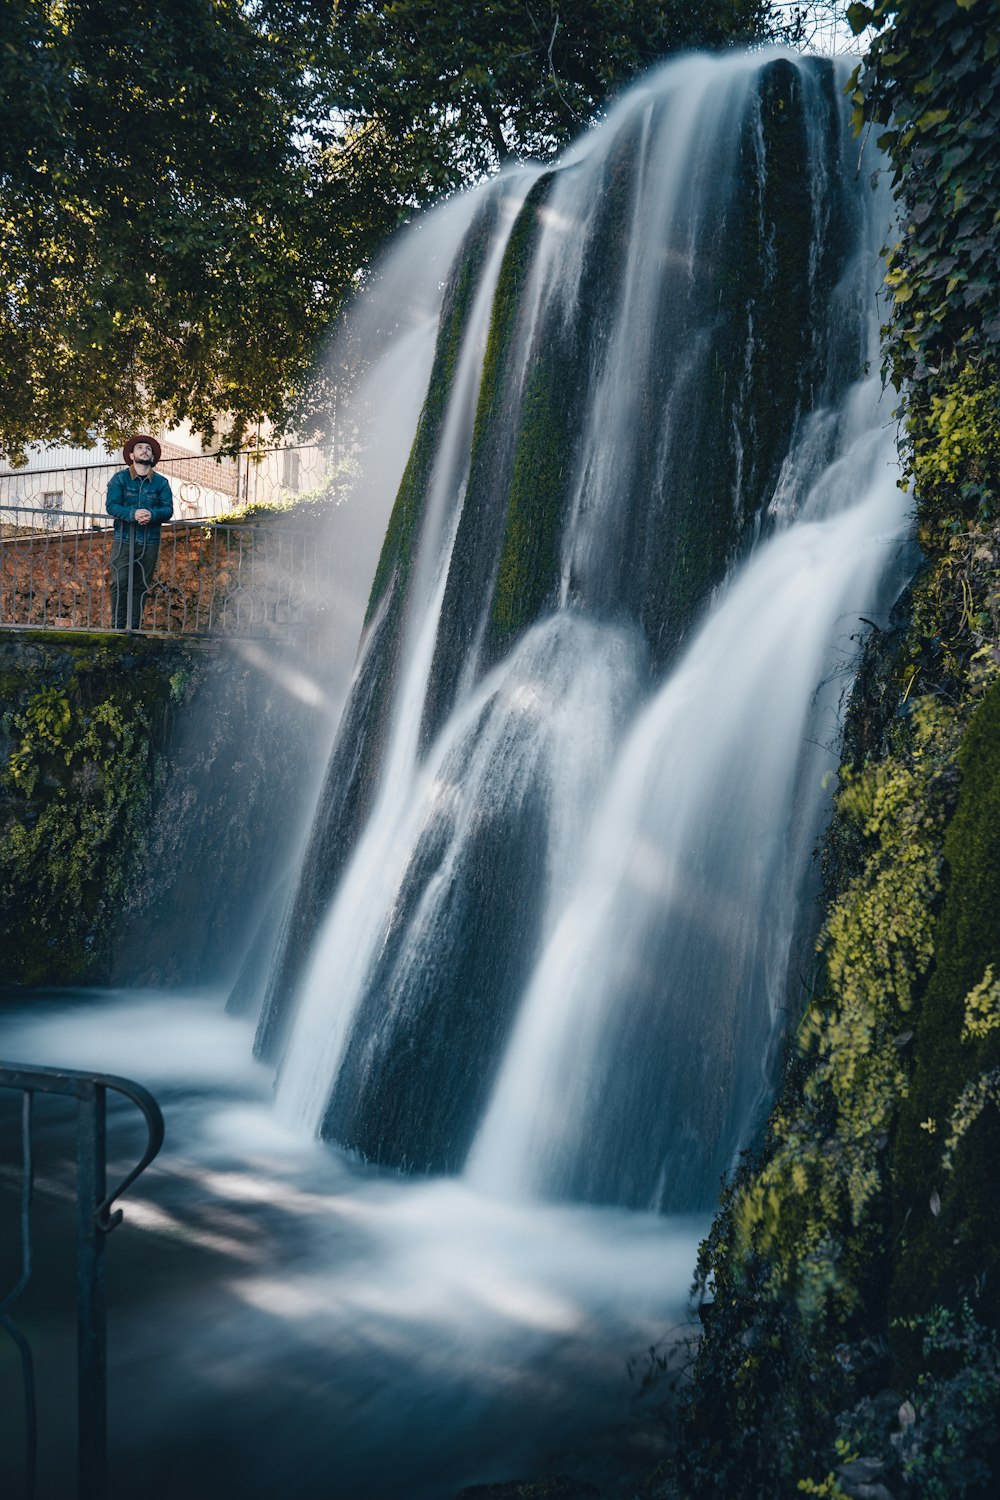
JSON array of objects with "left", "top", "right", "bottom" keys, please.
[{"left": 0, "top": 989, "right": 703, "bottom": 1499}]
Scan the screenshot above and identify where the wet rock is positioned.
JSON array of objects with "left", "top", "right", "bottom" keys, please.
[
  {"left": 837, "top": 1456, "right": 885, "bottom": 1483},
  {"left": 836, "top": 1456, "right": 895, "bottom": 1500},
  {"left": 457, "top": 1477, "right": 602, "bottom": 1500}
]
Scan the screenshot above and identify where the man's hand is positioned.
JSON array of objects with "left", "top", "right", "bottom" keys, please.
[{"left": 135, "top": 508, "right": 153, "bottom": 525}]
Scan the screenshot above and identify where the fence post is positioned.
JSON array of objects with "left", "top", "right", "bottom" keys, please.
[
  {"left": 125, "top": 524, "right": 135, "bottom": 633},
  {"left": 76, "top": 1084, "right": 108, "bottom": 1500}
]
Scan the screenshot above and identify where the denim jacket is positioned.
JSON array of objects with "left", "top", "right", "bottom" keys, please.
[{"left": 105, "top": 468, "right": 174, "bottom": 540}]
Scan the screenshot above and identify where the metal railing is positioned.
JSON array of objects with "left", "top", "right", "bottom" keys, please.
[
  {"left": 0, "top": 507, "right": 339, "bottom": 639},
  {"left": 0, "top": 444, "right": 328, "bottom": 527},
  {"left": 0, "top": 1061, "right": 165, "bottom": 1499}
]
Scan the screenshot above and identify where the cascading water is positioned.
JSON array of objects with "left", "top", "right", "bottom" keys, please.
[
  {"left": 468, "top": 395, "right": 905, "bottom": 1209},
  {"left": 259, "top": 51, "right": 909, "bottom": 1213}
]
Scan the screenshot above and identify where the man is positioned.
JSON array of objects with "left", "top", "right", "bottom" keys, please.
[{"left": 106, "top": 434, "right": 173, "bottom": 630}]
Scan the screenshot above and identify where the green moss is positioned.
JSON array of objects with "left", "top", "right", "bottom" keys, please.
[
  {"left": 676, "top": 551, "right": 999, "bottom": 1491},
  {"left": 470, "top": 175, "right": 552, "bottom": 468},
  {"left": 477, "top": 176, "right": 569, "bottom": 645},
  {"left": 365, "top": 194, "right": 502, "bottom": 625},
  {"left": 0, "top": 635, "right": 193, "bottom": 984},
  {"left": 489, "top": 361, "right": 566, "bottom": 637},
  {"left": 890, "top": 677, "right": 1000, "bottom": 1345},
  {"left": 413, "top": 173, "right": 564, "bottom": 733},
  {"left": 475, "top": 179, "right": 563, "bottom": 640},
  {"left": 668, "top": 13, "right": 1000, "bottom": 1496},
  {"left": 722, "top": 697, "right": 957, "bottom": 1323}
]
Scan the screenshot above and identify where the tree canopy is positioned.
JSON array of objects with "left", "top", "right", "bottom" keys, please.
[
  {"left": 1, "top": 0, "right": 369, "bottom": 458},
  {"left": 328, "top": 0, "right": 773, "bottom": 180},
  {"left": 0, "top": 0, "right": 774, "bottom": 461}
]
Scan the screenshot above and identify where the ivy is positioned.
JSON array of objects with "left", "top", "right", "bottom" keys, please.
[
  {"left": 941, "top": 1067, "right": 1000, "bottom": 1173},
  {"left": 817, "top": 1303, "right": 1000, "bottom": 1499},
  {"left": 911, "top": 362, "right": 1000, "bottom": 498},
  {"left": 846, "top": 0, "right": 1000, "bottom": 393},
  {"left": 5, "top": 686, "right": 73, "bottom": 794}
]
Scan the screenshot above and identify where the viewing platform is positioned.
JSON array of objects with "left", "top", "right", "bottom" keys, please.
[
  {"left": 0, "top": 449, "right": 348, "bottom": 643},
  {"left": 0, "top": 508, "right": 335, "bottom": 641}
]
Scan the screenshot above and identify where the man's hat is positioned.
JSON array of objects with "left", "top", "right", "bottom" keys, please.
[{"left": 123, "top": 433, "right": 162, "bottom": 465}]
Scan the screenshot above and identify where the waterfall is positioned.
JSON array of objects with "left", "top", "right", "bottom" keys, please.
[{"left": 259, "top": 51, "right": 909, "bottom": 1212}]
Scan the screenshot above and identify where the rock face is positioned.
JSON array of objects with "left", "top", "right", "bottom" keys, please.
[
  {"left": 109, "top": 636, "right": 332, "bottom": 989},
  {"left": 0, "top": 630, "right": 197, "bottom": 984},
  {"left": 889, "top": 674, "right": 1000, "bottom": 1336},
  {"left": 254, "top": 53, "right": 906, "bottom": 1208}
]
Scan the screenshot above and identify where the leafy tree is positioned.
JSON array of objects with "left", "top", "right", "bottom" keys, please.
[
  {"left": 0, "top": 0, "right": 386, "bottom": 459},
  {"left": 0, "top": 0, "right": 773, "bottom": 462},
  {"left": 327, "top": 1, "right": 774, "bottom": 181}
]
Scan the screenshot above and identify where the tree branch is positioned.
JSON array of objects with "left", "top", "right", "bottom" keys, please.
[{"left": 546, "top": 12, "right": 579, "bottom": 123}]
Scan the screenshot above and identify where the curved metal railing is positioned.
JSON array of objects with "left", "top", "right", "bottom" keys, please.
[{"left": 0, "top": 1061, "right": 165, "bottom": 1500}]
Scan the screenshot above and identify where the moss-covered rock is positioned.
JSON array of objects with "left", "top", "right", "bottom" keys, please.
[
  {"left": 664, "top": 6, "right": 1000, "bottom": 1481},
  {"left": 891, "top": 677, "right": 1000, "bottom": 1346},
  {"left": 0, "top": 628, "right": 328, "bottom": 991},
  {"left": 667, "top": 505, "right": 1000, "bottom": 1488},
  {"left": 366, "top": 190, "right": 506, "bottom": 626},
  {"left": 419, "top": 170, "right": 563, "bottom": 740},
  {"left": 0, "top": 631, "right": 195, "bottom": 983},
  {"left": 254, "top": 191, "right": 511, "bottom": 1057}
]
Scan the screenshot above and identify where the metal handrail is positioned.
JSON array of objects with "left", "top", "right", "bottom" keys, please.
[
  {"left": 0, "top": 504, "right": 317, "bottom": 533},
  {"left": 0, "top": 1061, "right": 165, "bottom": 1500},
  {"left": 0, "top": 441, "right": 319, "bottom": 483},
  {"left": 0, "top": 443, "right": 333, "bottom": 534}
]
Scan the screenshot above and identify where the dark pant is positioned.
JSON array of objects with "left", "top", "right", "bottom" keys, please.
[{"left": 110, "top": 529, "right": 160, "bottom": 630}]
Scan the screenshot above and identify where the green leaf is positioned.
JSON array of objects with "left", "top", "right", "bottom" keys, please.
[
  {"left": 846, "top": 3, "right": 875, "bottom": 34},
  {"left": 916, "top": 109, "right": 952, "bottom": 130}
]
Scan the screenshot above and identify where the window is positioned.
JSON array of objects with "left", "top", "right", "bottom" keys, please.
[
  {"left": 41, "top": 490, "right": 63, "bottom": 529},
  {"left": 281, "top": 447, "right": 301, "bottom": 493}
]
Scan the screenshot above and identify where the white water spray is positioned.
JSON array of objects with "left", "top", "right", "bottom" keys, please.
[
  {"left": 468, "top": 378, "right": 907, "bottom": 1205},
  {"left": 277, "top": 179, "right": 537, "bottom": 1130},
  {"left": 272, "top": 51, "right": 909, "bottom": 1210}
]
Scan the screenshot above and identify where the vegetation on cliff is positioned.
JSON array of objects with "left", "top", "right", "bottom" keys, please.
[
  {"left": 0, "top": 635, "right": 191, "bottom": 983},
  {"left": 0, "top": 629, "right": 328, "bottom": 991},
  {"left": 661, "top": 3, "right": 1000, "bottom": 1496}
]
